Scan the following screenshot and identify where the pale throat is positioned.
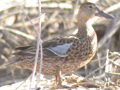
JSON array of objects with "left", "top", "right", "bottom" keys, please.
[
  {"left": 77, "top": 19, "right": 95, "bottom": 38},
  {"left": 86, "top": 19, "right": 95, "bottom": 37}
]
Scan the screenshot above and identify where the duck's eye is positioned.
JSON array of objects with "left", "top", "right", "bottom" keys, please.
[{"left": 89, "top": 5, "right": 93, "bottom": 9}]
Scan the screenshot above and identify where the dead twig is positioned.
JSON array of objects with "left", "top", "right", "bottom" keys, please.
[
  {"left": 36, "top": 0, "right": 43, "bottom": 89},
  {"left": 104, "top": 50, "right": 110, "bottom": 87},
  {"left": 30, "top": 0, "right": 43, "bottom": 89},
  {"left": 91, "top": 54, "right": 113, "bottom": 63},
  {"left": 41, "top": 10, "right": 60, "bottom": 30},
  {"left": 15, "top": 74, "right": 32, "bottom": 90},
  {"left": 85, "top": 55, "right": 112, "bottom": 79},
  {"left": 109, "top": 58, "right": 120, "bottom": 67},
  {"left": 0, "top": 26, "right": 35, "bottom": 40},
  {"left": 11, "top": 14, "right": 45, "bottom": 28}
]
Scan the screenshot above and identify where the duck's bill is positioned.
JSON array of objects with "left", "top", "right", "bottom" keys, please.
[{"left": 95, "top": 8, "right": 114, "bottom": 19}]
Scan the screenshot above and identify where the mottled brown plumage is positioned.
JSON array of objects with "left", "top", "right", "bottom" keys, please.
[{"left": 4, "top": 2, "right": 114, "bottom": 85}]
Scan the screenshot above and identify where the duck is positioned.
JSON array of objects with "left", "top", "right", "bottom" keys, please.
[{"left": 3, "top": 2, "right": 114, "bottom": 86}]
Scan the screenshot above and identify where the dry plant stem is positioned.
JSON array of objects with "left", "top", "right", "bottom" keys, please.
[
  {"left": 72, "top": 0, "right": 79, "bottom": 21},
  {"left": 41, "top": 10, "right": 60, "bottom": 30},
  {"left": 91, "top": 73, "right": 105, "bottom": 80},
  {"left": 0, "top": 11, "right": 22, "bottom": 20},
  {"left": 91, "top": 54, "right": 113, "bottom": 63},
  {"left": 15, "top": 74, "right": 32, "bottom": 90},
  {"left": 0, "top": 26, "right": 35, "bottom": 40},
  {"left": 85, "top": 65, "right": 88, "bottom": 76},
  {"left": 108, "top": 72, "right": 120, "bottom": 76},
  {"left": 97, "top": 51, "right": 102, "bottom": 77},
  {"left": 104, "top": 50, "right": 110, "bottom": 87},
  {"left": 85, "top": 57, "right": 111, "bottom": 79},
  {"left": 30, "top": 0, "right": 42, "bottom": 89},
  {"left": 110, "top": 81, "right": 120, "bottom": 89},
  {"left": 11, "top": 14, "right": 45, "bottom": 28},
  {"left": 110, "top": 52, "right": 120, "bottom": 57},
  {"left": 0, "top": 2, "right": 23, "bottom": 12},
  {"left": 39, "top": 3, "right": 72, "bottom": 9},
  {"left": 30, "top": 39, "right": 40, "bottom": 90},
  {"left": 11, "top": 3, "right": 40, "bottom": 90},
  {"left": 21, "top": 4, "right": 29, "bottom": 36},
  {"left": 35, "top": 0, "right": 43, "bottom": 88},
  {"left": 13, "top": 3, "right": 38, "bottom": 33},
  {"left": 0, "top": 38, "right": 12, "bottom": 48},
  {"left": 110, "top": 59, "right": 120, "bottom": 67},
  {"left": 104, "top": 2, "right": 120, "bottom": 13},
  {"left": 1, "top": 54, "right": 9, "bottom": 62},
  {"left": 104, "top": 38, "right": 112, "bottom": 87}
]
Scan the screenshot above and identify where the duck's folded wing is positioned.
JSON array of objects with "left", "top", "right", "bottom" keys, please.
[
  {"left": 13, "top": 40, "right": 73, "bottom": 57},
  {"left": 1, "top": 42, "right": 73, "bottom": 67},
  {"left": 46, "top": 42, "right": 73, "bottom": 57}
]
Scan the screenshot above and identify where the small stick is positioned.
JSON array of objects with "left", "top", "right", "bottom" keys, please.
[
  {"left": 104, "top": 50, "right": 110, "bottom": 87},
  {"left": 15, "top": 74, "right": 32, "bottom": 90},
  {"left": 41, "top": 10, "right": 60, "bottom": 30},
  {"left": 11, "top": 2, "right": 41, "bottom": 90},
  {"left": 0, "top": 26, "right": 35, "bottom": 40},
  {"left": 35, "top": 0, "right": 43, "bottom": 89},
  {"left": 85, "top": 56, "right": 111, "bottom": 79}
]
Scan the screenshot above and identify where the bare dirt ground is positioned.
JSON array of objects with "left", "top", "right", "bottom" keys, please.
[{"left": 0, "top": 0, "right": 120, "bottom": 90}]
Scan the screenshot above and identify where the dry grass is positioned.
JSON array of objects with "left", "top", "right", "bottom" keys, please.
[{"left": 0, "top": 0, "right": 120, "bottom": 90}]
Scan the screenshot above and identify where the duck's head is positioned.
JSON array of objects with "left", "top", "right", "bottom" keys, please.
[{"left": 77, "top": 2, "right": 114, "bottom": 22}]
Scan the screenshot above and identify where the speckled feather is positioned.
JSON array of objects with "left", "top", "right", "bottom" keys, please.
[
  {"left": 9, "top": 33, "right": 97, "bottom": 76},
  {"left": 3, "top": 2, "right": 114, "bottom": 78}
]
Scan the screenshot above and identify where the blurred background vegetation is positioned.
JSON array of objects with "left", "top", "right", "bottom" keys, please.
[{"left": 0, "top": 0, "right": 120, "bottom": 89}]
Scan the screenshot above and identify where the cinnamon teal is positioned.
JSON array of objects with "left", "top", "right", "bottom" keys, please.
[{"left": 3, "top": 2, "right": 114, "bottom": 85}]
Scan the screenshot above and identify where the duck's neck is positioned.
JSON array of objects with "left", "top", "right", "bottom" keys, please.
[{"left": 76, "top": 18, "right": 94, "bottom": 38}]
